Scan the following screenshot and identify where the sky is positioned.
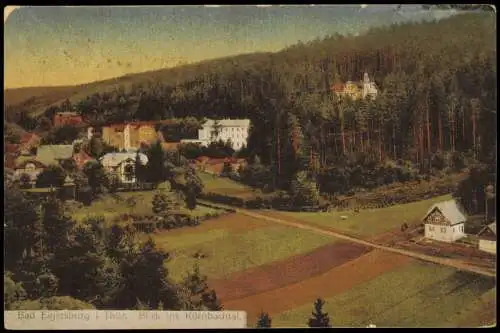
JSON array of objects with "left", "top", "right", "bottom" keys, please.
[{"left": 4, "top": 5, "right": 458, "bottom": 89}]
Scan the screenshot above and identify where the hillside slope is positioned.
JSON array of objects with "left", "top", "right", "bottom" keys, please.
[{"left": 4, "top": 8, "right": 470, "bottom": 118}]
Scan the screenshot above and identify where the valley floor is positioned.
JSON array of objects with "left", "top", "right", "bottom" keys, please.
[{"left": 149, "top": 196, "right": 496, "bottom": 328}]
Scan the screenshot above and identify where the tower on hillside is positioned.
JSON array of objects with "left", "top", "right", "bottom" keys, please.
[{"left": 363, "top": 72, "right": 370, "bottom": 84}]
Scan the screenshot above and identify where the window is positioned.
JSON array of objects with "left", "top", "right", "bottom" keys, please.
[
  {"left": 124, "top": 164, "right": 135, "bottom": 182},
  {"left": 429, "top": 226, "right": 434, "bottom": 231},
  {"left": 25, "top": 163, "right": 36, "bottom": 172},
  {"left": 441, "top": 227, "right": 446, "bottom": 233}
]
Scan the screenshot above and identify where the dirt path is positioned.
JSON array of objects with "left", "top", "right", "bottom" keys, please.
[{"left": 199, "top": 201, "right": 496, "bottom": 278}]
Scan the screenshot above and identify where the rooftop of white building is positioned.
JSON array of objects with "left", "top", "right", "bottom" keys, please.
[{"left": 202, "top": 119, "right": 250, "bottom": 127}]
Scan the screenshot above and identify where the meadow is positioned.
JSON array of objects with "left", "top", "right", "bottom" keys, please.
[
  {"left": 70, "top": 190, "right": 220, "bottom": 224},
  {"left": 271, "top": 260, "right": 496, "bottom": 328},
  {"left": 265, "top": 194, "right": 453, "bottom": 238},
  {"left": 150, "top": 213, "right": 336, "bottom": 282}
]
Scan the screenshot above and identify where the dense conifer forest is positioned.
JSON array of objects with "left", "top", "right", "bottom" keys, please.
[{"left": 7, "top": 12, "right": 496, "bottom": 192}]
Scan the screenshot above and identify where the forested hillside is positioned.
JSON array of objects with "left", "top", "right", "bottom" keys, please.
[{"left": 8, "top": 13, "right": 496, "bottom": 193}]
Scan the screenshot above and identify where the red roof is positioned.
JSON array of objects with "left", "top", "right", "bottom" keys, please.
[
  {"left": 5, "top": 144, "right": 20, "bottom": 154},
  {"left": 20, "top": 133, "right": 40, "bottom": 145},
  {"left": 73, "top": 150, "right": 94, "bottom": 169},
  {"left": 4, "top": 154, "right": 17, "bottom": 169},
  {"left": 331, "top": 83, "right": 345, "bottom": 92}
]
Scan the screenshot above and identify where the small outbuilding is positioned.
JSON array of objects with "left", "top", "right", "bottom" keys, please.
[
  {"left": 477, "top": 222, "right": 496, "bottom": 255},
  {"left": 422, "top": 199, "right": 467, "bottom": 243}
]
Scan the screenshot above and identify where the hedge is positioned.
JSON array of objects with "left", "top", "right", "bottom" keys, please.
[{"left": 199, "top": 191, "right": 324, "bottom": 212}]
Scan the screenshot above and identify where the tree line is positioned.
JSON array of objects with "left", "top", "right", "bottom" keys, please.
[
  {"left": 10, "top": 13, "right": 496, "bottom": 198},
  {"left": 4, "top": 185, "right": 218, "bottom": 311}
]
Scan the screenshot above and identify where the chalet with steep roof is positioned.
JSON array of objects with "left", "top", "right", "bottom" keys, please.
[
  {"left": 100, "top": 152, "right": 148, "bottom": 184},
  {"left": 422, "top": 199, "right": 467, "bottom": 243}
]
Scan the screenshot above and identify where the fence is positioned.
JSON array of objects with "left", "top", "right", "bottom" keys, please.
[{"left": 117, "top": 182, "right": 156, "bottom": 192}]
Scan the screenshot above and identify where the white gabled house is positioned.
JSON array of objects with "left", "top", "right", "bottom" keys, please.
[
  {"left": 100, "top": 152, "right": 148, "bottom": 184},
  {"left": 422, "top": 199, "right": 467, "bottom": 243},
  {"left": 477, "top": 222, "right": 496, "bottom": 255}
]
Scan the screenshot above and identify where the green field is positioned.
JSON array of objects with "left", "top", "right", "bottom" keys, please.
[
  {"left": 196, "top": 172, "right": 261, "bottom": 199},
  {"left": 151, "top": 214, "right": 336, "bottom": 282},
  {"left": 274, "top": 194, "right": 453, "bottom": 237},
  {"left": 273, "top": 261, "right": 496, "bottom": 328},
  {"left": 71, "top": 190, "right": 220, "bottom": 224}
]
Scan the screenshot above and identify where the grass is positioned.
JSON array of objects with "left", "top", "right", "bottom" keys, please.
[
  {"left": 150, "top": 214, "right": 336, "bottom": 282},
  {"left": 71, "top": 190, "right": 220, "bottom": 224},
  {"left": 196, "top": 171, "right": 261, "bottom": 199},
  {"left": 274, "top": 194, "right": 453, "bottom": 238},
  {"left": 272, "top": 260, "right": 496, "bottom": 328}
]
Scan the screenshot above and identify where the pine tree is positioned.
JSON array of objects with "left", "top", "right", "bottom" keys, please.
[
  {"left": 184, "top": 167, "right": 204, "bottom": 210},
  {"left": 290, "top": 171, "right": 320, "bottom": 209},
  {"left": 180, "top": 263, "right": 222, "bottom": 311},
  {"left": 256, "top": 311, "right": 272, "bottom": 328},
  {"left": 308, "top": 298, "right": 331, "bottom": 328}
]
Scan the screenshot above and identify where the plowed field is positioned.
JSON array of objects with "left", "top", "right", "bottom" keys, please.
[
  {"left": 210, "top": 241, "right": 371, "bottom": 301},
  {"left": 222, "top": 250, "right": 411, "bottom": 322}
]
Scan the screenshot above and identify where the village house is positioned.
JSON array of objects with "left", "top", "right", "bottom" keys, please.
[
  {"left": 181, "top": 118, "right": 250, "bottom": 151},
  {"left": 92, "top": 121, "right": 170, "bottom": 151},
  {"left": 422, "top": 199, "right": 467, "bottom": 243},
  {"left": 19, "top": 133, "right": 41, "bottom": 154},
  {"left": 100, "top": 152, "right": 148, "bottom": 184},
  {"left": 53, "top": 112, "right": 84, "bottom": 127},
  {"left": 477, "top": 222, "right": 496, "bottom": 254},
  {"left": 13, "top": 159, "right": 46, "bottom": 187},
  {"left": 331, "top": 72, "right": 378, "bottom": 100},
  {"left": 36, "top": 145, "right": 75, "bottom": 166},
  {"left": 72, "top": 149, "right": 95, "bottom": 170}
]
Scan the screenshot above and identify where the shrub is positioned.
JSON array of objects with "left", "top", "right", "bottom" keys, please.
[
  {"left": 200, "top": 192, "right": 245, "bottom": 207},
  {"left": 10, "top": 296, "right": 95, "bottom": 310}
]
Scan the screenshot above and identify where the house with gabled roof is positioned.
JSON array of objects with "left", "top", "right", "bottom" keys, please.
[
  {"left": 478, "top": 222, "right": 496, "bottom": 254},
  {"left": 19, "top": 133, "right": 41, "bottom": 154},
  {"left": 36, "top": 145, "right": 74, "bottom": 166},
  {"left": 72, "top": 150, "right": 95, "bottom": 170},
  {"left": 331, "top": 72, "right": 378, "bottom": 100},
  {"left": 100, "top": 152, "right": 148, "bottom": 184},
  {"left": 13, "top": 159, "right": 47, "bottom": 187},
  {"left": 422, "top": 199, "right": 467, "bottom": 243}
]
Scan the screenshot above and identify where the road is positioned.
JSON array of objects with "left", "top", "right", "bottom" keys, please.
[{"left": 200, "top": 200, "right": 496, "bottom": 278}]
